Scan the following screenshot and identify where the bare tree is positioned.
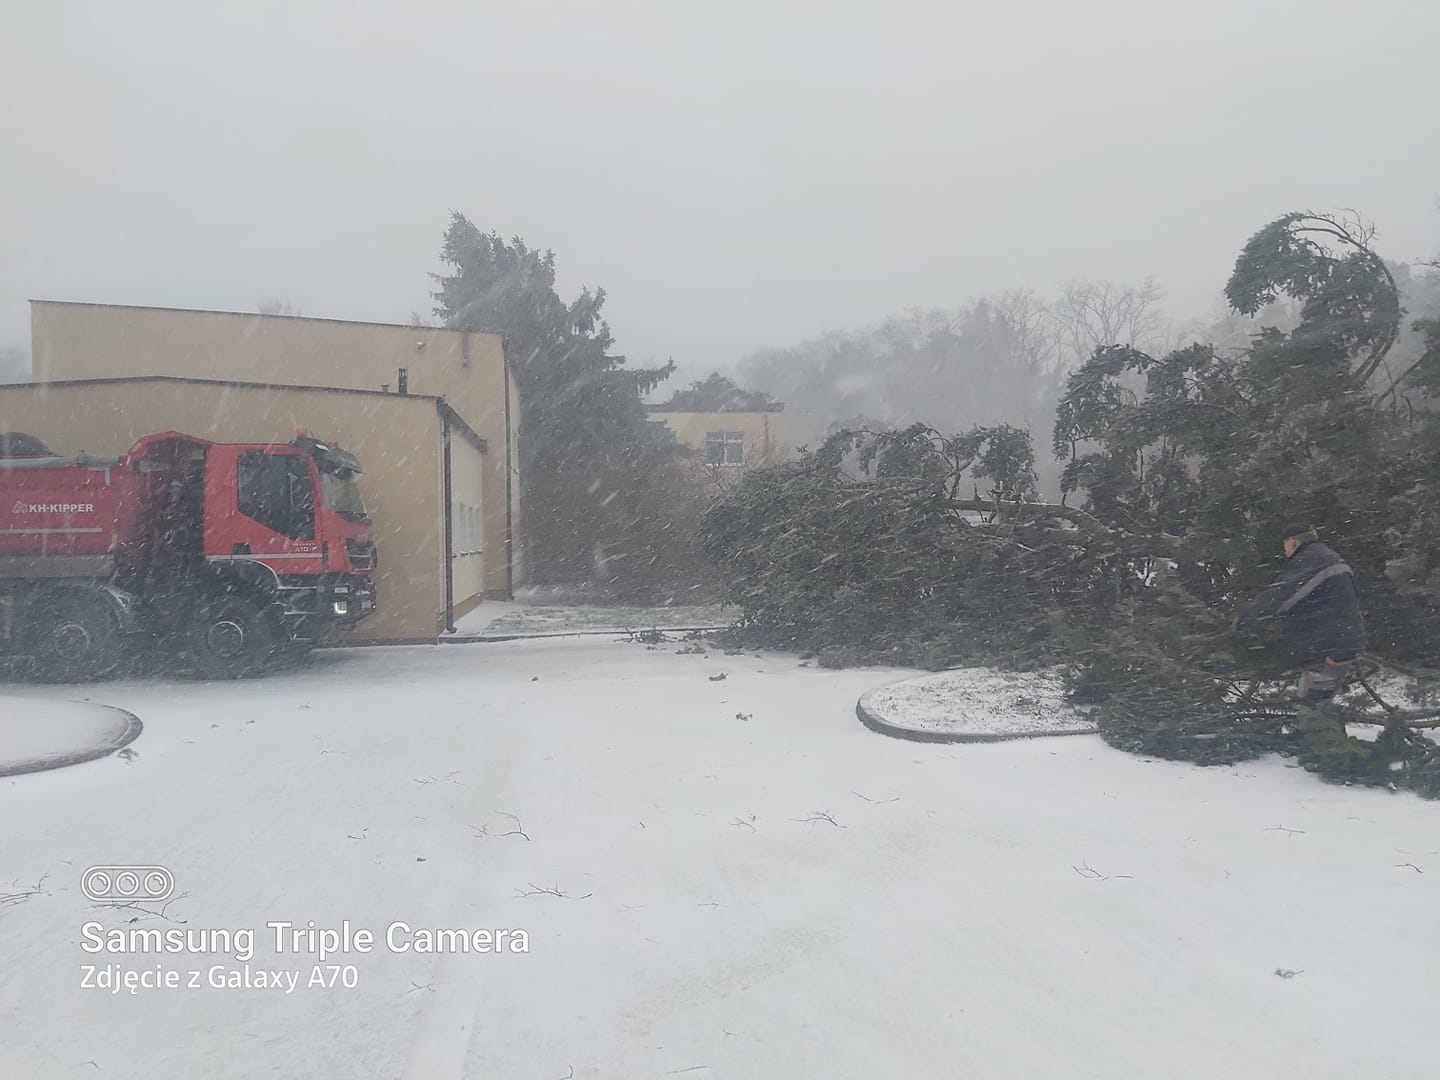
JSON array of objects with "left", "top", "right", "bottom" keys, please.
[
  {"left": 1051, "top": 277, "right": 1168, "bottom": 366},
  {"left": 993, "top": 287, "right": 1061, "bottom": 380},
  {"left": 256, "top": 298, "right": 301, "bottom": 317}
]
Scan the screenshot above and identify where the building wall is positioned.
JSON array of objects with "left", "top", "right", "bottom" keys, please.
[
  {"left": 446, "top": 422, "right": 486, "bottom": 621},
  {"left": 30, "top": 301, "right": 522, "bottom": 596},
  {"left": 648, "top": 410, "right": 786, "bottom": 468},
  {"left": 0, "top": 380, "right": 446, "bottom": 643}
]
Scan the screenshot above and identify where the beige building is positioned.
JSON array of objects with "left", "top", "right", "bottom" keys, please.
[
  {"left": 647, "top": 407, "right": 785, "bottom": 470},
  {"left": 0, "top": 301, "right": 524, "bottom": 643}
]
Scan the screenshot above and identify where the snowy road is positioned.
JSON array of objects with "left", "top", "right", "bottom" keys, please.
[{"left": 1, "top": 638, "right": 1436, "bottom": 1079}]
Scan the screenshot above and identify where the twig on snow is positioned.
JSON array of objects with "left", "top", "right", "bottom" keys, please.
[
  {"left": 472, "top": 811, "right": 531, "bottom": 841},
  {"left": 1263, "top": 825, "right": 1306, "bottom": 838},
  {"left": 1072, "top": 862, "right": 1132, "bottom": 881},
  {"left": 516, "top": 883, "right": 592, "bottom": 900},
  {"left": 792, "top": 811, "right": 846, "bottom": 828},
  {"left": 0, "top": 873, "right": 50, "bottom": 907},
  {"left": 1394, "top": 863, "right": 1424, "bottom": 873},
  {"left": 851, "top": 791, "right": 900, "bottom": 804},
  {"left": 414, "top": 771, "right": 461, "bottom": 785},
  {"left": 729, "top": 815, "right": 757, "bottom": 831},
  {"left": 95, "top": 892, "right": 191, "bottom": 924}
]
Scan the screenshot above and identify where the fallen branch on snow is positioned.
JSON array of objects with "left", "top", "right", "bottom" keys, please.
[
  {"left": 515, "top": 883, "right": 592, "bottom": 900},
  {"left": 0, "top": 873, "right": 50, "bottom": 907},
  {"left": 472, "top": 811, "right": 531, "bottom": 842}
]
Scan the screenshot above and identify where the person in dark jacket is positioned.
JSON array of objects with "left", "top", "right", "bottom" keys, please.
[{"left": 1235, "top": 522, "right": 1367, "bottom": 703}]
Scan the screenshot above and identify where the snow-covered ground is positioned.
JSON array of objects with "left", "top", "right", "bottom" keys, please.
[{"left": 1, "top": 638, "right": 1437, "bottom": 1079}]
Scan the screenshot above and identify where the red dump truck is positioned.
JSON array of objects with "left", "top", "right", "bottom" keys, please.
[{"left": 0, "top": 430, "right": 377, "bottom": 680}]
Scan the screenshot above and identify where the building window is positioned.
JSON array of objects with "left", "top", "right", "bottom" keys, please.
[
  {"left": 455, "top": 503, "right": 483, "bottom": 557},
  {"left": 706, "top": 431, "right": 745, "bottom": 466}
]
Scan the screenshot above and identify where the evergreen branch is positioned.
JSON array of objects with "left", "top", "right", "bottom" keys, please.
[
  {"left": 942, "top": 498, "right": 1180, "bottom": 557},
  {"left": 1352, "top": 669, "right": 1399, "bottom": 717}
]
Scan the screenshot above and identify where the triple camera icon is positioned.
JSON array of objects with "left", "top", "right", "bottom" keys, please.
[{"left": 81, "top": 865, "right": 175, "bottom": 904}]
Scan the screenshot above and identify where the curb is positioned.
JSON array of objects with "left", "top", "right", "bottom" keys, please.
[
  {"left": 439, "top": 625, "right": 730, "bottom": 644},
  {"left": 0, "top": 706, "right": 143, "bottom": 778},
  {"left": 856, "top": 679, "right": 1098, "bottom": 745}
]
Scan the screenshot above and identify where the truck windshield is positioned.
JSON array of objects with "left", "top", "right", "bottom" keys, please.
[{"left": 321, "top": 471, "right": 369, "bottom": 523}]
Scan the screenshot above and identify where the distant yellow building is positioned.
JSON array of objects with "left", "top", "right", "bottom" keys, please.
[
  {"left": 647, "top": 407, "right": 785, "bottom": 470},
  {"left": 646, "top": 374, "right": 785, "bottom": 471}
]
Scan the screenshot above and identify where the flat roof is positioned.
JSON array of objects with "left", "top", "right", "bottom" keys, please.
[
  {"left": 0, "top": 375, "right": 488, "bottom": 451},
  {"left": 29, "top": 298, "right": 500, "bottom": 339},
  {"left": 0, "top": 372, "right": 443, "bottom": 400}
]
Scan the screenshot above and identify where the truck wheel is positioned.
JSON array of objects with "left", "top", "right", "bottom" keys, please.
[
  {"left": 30, "top": 592, "right": 122, "bottom": 682},
  {"left": 187, "top": 596, "right": 277, "bottom": 679}
]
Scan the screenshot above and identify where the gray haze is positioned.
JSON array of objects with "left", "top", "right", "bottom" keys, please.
[{"left": 3, "top": 0, "right": 1438, "bottom": 383}]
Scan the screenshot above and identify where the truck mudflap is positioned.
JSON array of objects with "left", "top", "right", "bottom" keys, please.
[{"left": 91, "top": 583, "right": 143, "bottom": 634}]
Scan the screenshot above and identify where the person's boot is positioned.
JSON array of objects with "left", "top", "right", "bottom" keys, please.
[{"left": 1294, "top": 698, "right": 1374, "bottom": 781}]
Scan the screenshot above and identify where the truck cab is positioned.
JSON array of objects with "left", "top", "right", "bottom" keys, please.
[
  {"left": 131, "top": 432, "right": 377, "bottom": 664},
  {"left": 199, "top": 435, "right": 375, "bottom": 620}
]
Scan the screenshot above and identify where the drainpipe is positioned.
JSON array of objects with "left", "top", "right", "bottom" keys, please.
[
  {"left": 442, "top": 410, "right": 455, "bottom": 633},
  {"left": 503, "top": 350, "right": 515, "bottom": 599}
]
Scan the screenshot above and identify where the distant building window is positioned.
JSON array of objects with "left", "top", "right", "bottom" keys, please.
[{"left": 706, "top": 431, "right": 745, "bottom": 466}]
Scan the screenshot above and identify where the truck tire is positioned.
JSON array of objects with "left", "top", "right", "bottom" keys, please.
[
  {"left": 30, "top": 591, "right": 122, "bottom": 682},
  {"left": 186, "top": 595, "right": 278, "bottom": 679}
]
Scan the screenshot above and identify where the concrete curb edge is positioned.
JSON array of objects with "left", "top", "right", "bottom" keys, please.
[
  {"left": 439, "top": 625, "right": 730, "bottom": 644},
  {"left": 856, "top": 678, "right": 1098, "bottom": 744},
  {"left": 0, "top": 706, "right": 143, "bottom": 778}
]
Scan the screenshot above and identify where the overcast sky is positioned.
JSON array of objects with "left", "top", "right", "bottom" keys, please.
[{"left": 3, "top": 0, "right": 1438, "bottom": 382}]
